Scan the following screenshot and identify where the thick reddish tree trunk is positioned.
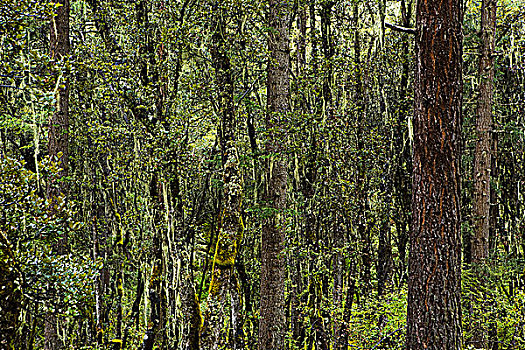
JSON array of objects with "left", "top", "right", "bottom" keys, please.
[{"left": 406, "top": 0, "right": 463, "bottom": 348}]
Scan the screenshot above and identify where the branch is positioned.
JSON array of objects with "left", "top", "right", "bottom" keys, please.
[{"left": 385, "top": 22, "right": 415, "bottom": 34}]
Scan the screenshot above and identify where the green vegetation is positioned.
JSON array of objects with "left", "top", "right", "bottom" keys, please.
[{"left": 1, "top": 0, "right": 524, "bottom": 349}]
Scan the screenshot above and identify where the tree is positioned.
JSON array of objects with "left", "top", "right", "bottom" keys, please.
[
  {"left": 470, "top": 1, "right": 497, "bottom": 348},
  {"left": 201, "top": 1, "right": 244, "bottom": 348},
  {"left": 258, "top": 0, "right": 290, "bottom": 348},
  {"left": 472, "top": 0, "right": 497, "bottom": 263},
  {"left": 45, "top": 1, "right": 70, "bottom": 349},
  {"left": 47, "top": 0, "right": 69, "bottom": 199},
  {"left": 3, "top": 0, "right": 525, "bottom": 348},
  {"left": 406, "top": 0, "right": 463, "bottom": 348}
]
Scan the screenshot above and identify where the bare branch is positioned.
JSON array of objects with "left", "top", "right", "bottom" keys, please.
[{"left": 385, "top": 22, "right": 415, "bottom": 34}]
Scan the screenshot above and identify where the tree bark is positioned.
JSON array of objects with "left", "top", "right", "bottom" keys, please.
[
  {"left": 472, "top": 0, "right": 497, "bottom": 263},
  {"left": 48, "top": 0, "right": 70, "bottom": 189},
  {"left": 142, "top": 175, "right": 167, "bottom": 350},
  {"left": 470, "top": 1, "right": 497, "bottom": 348},
  {"left": 258, "top": 0, "right": 290, "bottom": 348},
  {"left": 352, "top": 0, "right": 372, "bottom": 296},
  {"left": 45, "top": 1, "right": 70, "bottom": 349},
  {"left": 201, "top": 1, "right": 244, "bottom": 348},
  {"left": 182, "top": 275, "right": 201, "bottom": 350},
  {"left": 406, "top": 0, "right": 463, "bottom": 348},
  {"left": 0, "top": 232, "right": 22, "bottom": 350},
  {"left": 377, "top": 210, "right": 393, "bottom": 297}
]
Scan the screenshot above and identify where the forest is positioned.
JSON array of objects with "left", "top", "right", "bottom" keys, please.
[{"left": 1, "top": 0, "right": 524, "bottom": 349}]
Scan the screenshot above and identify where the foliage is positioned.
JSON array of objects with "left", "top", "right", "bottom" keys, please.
[
  {"left": 0, "top": 156, "right": 98, "bottom": 346},
  {"left": 463, "top": 260, "right": 525, "bottom": 349},
  {"left": 0, "top": 0, "right": 524, "bottom": 348},
  {"left": 346, "top": 290, "right": 408, "bottom": 349}
]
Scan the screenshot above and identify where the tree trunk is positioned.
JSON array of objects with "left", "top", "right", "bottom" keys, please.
[
  {"left": 142, "top": 175, "right": 167, "bottom": 350},
  {"left": 470, "top": 1, "right": 497, "bottom": 348},
  {"left": 201, "top": 2, "right": 244, "bottom": 349},
  {"left": 182, "top": 275, "right": 201, "bottom": 350},
  {"left": 0, "top": 232, "right": 22, "bottom": 350},
  {"left": 45, "top": 2, "right": 70, "bottom": 349},
  {"left": 472, "top": 0, "right": 497, "bottom": 263},
  {"left": 393, "top": 0, "right": 413, "bottom": 286},
  {"left": 406, "top": 0, "right": 463, "bottom": 348},
  {"left": 258, "top": 0, "right": 290, "bottom": 348},
  {"left": 353, "top": 0, "right": 372, "bottom": 295},
  {"left": 48, "top": 0, "right": 70, "bottom": 191},
  {"left": 377, "top": 211, "right": 393, "bottom": 297}
]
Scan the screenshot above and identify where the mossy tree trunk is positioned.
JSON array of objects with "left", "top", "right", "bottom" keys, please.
[
  {"left": 48, "top": 0, "right": 69, "bottom": 197},
  {"left": 392, "top": 0, "right": 413, "bottom": 286},
  {"left": 352, "top": 0, "right": 372, "bottom": 297},
  {"left": 182, "top": 274, "right": 201, "bottom": 350},
  {"left": 45, "top": 1, "right": 70, "bottom": 349},
  {"left": 258, "top": 0, "right": 290, "bottom": 348},
  {"left": 201, "top": 1, "right": 244, "bottom": 348},
  {"left": 0, "top": 231, "right": 22, "bottom": 350}
]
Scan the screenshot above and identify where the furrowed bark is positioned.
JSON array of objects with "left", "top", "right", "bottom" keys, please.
[{"left": 406, "top": 0, "right": 463, "bottom": 347}]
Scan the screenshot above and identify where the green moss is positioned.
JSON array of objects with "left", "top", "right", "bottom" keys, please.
[
  {"left": 208, "top": 210, "right": 245, "bottom": 297},
  {"left": 213, "top": 233, "right": 237, "bottom": 267},
  {"left": 208, "top": 269, "right": 222, "bottom": 296},
  {"left": 150, "top": 265, "right": 160, "bottom": 283},
  {"left": 194, "top": 292, "right": 203, "bottom": 328},
  {"left": 117, "top": 276, "right": 123, "bottom": 297}
]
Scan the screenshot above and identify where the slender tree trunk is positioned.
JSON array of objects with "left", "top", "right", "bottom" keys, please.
[
  {"left": 258, "top": 0, "right": 290, "bottom": 348},
  {"left": 393, "top": 0, "right": 413, "bottom": 286},
  {"left": 377, "top": 209, "right": 393, "bottom": 297},
  {"left": 377, "top": 0, "right": 394, "bottom": 299},
  {"left": 142, "top": 173, "right": 167, "bottom": 350},
  {"left": 182, "top": 274, "right": 201, "bottom": 350},
  {"left": 406, "top": 0, "right": 463, "bottom": 348},
  {"left": 489, "top": 133, "right": 498, "bottom": 255},
  {"left": 341, "top": 263, "right": 356, "bottom": 348},
  {"left": 201, "top": 1, "right": 244, "bottom": 348},
  {"left": 48, "top": 0, "right": 69, "bottom": 188},
  {"left": 321, "top": 0, "right": 334, "bottom": 117},
  {"left": 290, "top": 5, "right": 307, "bottom": 348},
  {"left": 0, "top": 232, "right": 22, "bottom": 350},
  {"left": 352, "top": 0, "right": 372, "bottom": 295},
  {"left": 45, "top": 1, "right": 69, "bottom": 349},
  {"left": 472, "top": 0, "right": 497, "bottom": 263},
  {"left": 470, "top": 1, "right": 497, "bottom": 348}
]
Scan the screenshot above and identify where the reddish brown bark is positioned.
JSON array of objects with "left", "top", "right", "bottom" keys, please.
[{"left": 407, "top": 0, "right": 463, "bottom": 348}]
